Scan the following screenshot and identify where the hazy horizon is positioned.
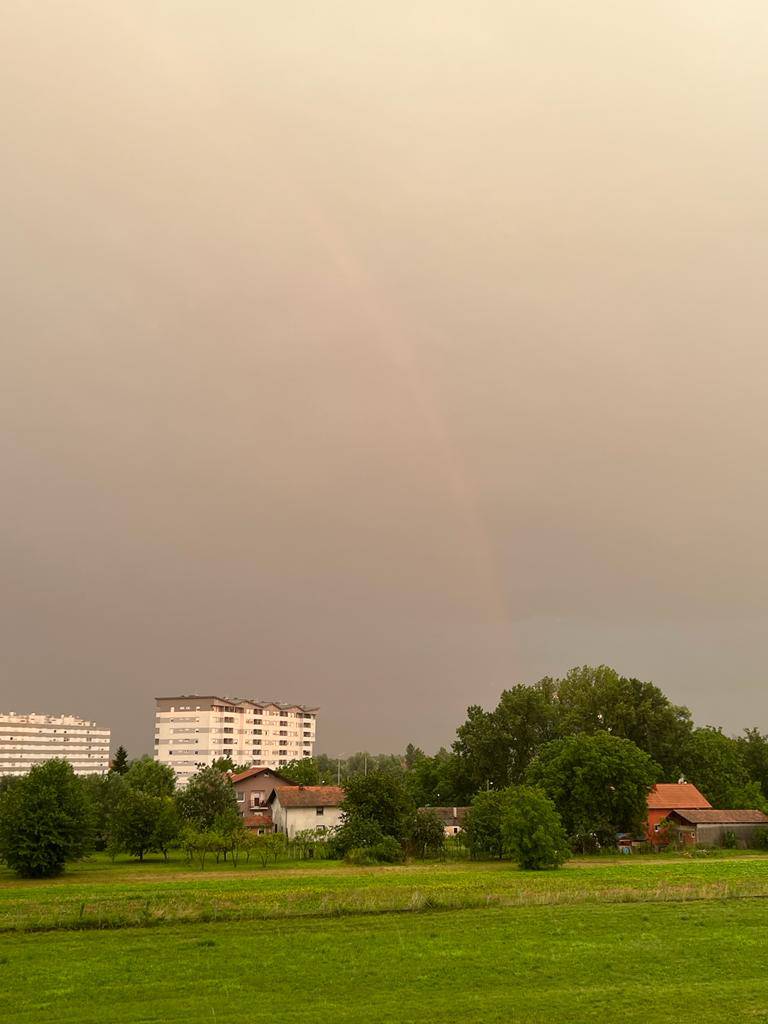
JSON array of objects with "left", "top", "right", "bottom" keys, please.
[{"left": 3, "top": 3, "right": 768, "bottom": 758}]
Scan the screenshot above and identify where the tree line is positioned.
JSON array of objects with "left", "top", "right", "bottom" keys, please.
[
  {"left": 2, "top": 664, "right": 767, "bottom": 876},
  {"left": 322, "top": 665, "right": 768, "bottom": 814}
]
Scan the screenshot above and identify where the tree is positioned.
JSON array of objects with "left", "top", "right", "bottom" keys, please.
[
  {"left": 281, "top": 758, "right": 321, "bottom": 786},
  {"left": 341, "top": 769, "right": 415, "bottom": 842},
  {"left": 406, "top": 748, "right": 470, "bottom": 807},
  {"left": 501, "top": 786, "right": 570, "bottom": 870},
  {"left": 679, "top": 727, "right": 749, "bottom": 807},
  {"left": 738, "top": 729, "right": 768, "bottom": 801},
  {"left": 151, "top": 798, "right": 181, "bottom": 860},
  {"left": 463, "top": 789, "right": 507, "bottom": 859},
  {"left": 213, "top": 805, "right": 247, "bottom": 864},
  {"left": 176, "top": 766, "right": 239, "bottom": 831},
  {"left": 81, "top": 771, "right": 127, "bottom": 850},
  {"left": 526, "top": 732, "right": 659, "bottom": 847},
  {"left": 125, "top": 756, "right": 176, "bottom": 798},
  {"left": 252, "top": 832, "right": 286, "bottom": 868},
  {"left": 404, "top": 743, "right": 425, "bottom": 769},
  {"left": 554, "top": 665, "right": 692, "bottom": 778},
  {"left": 180, "top": 827, "right": 218, "bottom": 870},
  {"left": 113, "top": 790, "right": 166, "bottom": 861},
  {"left": 110, "top": 746, "right": 129, "bottom": 775},
  {"left": 407, "top": 809, "right": 445, "bottom": 859},
  {"left": 0, "top": 760, "right": 94, "bottom": 877},
  {"left": 454, "top": 680, "right": 560, "bottom": 792}
]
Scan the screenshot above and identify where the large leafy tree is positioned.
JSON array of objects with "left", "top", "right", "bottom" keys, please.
[
  {"left": 113, "top": 790, "right": 178, "bottom": 862},
  {"left": 406, "top": 748, "right": 471, "bottom": 807},
  {"left": 125, "top": 756, "right": 176, "bottom": 798},
  {"left": 462, "top": 789, "right": 508, "bottom": 859},
  {"left": 454, "top": 680, "right": 560, "bottom": 792},
  {"left": 0, "top": 760, "right": 94, "bottom": 878},
  {"left": 526, "top": 732, "right": 659, "bottom": 847},
  {"left": 738, "top": 729, "right": 768, "bottom": 801},
  {"left": 501, "top": 786, "right": 570, "bottom": 870},
  {"left": 341, "top": 769, "right": 415, "bottom": 842},
  {"left": 554, "top": 665, "right": 692, "bottom": 777},
  {"left": 281, "top": 758, "right": 320, "bottom": 785},
  {"left": 175, "top": 766, "right": 239, "bottom": 831},
  {"left": 82, "top": 771, "right": 127, "bottom": 850},
  {"left": 679, "top": 727, "right": 750, "bottom": 807}
]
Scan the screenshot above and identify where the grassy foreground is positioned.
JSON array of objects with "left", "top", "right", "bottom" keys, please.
[
  {"left": 1, "top": 853, "right": 768, "bottom": 932},
  {"left": 2, "top": 900, "right": 768, "bottom": 1023},
  {"left": 1, "top": 856, "right": 767, "bottom": 1022}
]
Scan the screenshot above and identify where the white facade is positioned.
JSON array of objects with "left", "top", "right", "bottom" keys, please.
[
  {"left": 0, "top": 712, "right": 111, "bottom": 777},
  {"left": 270, "top": 788, "right": 344, "bottom": 838},
  {"left": 154, "top": 695, "right": 318, "bottom": 786}
]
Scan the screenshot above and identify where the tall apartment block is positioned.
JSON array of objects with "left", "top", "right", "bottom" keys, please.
[
  {"left": 0, "top": 712, "right": 111, "bottom": 777},
  {"left": 154, "top": 696, "right": 318, "bottom": 785}
]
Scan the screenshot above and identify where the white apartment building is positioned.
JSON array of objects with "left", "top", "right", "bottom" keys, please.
[
  {"left": 0, "top": 712, "right": 111, "bottom": 777},
  {"left": 153, "top": 695, "right": 318, "bottom": 785}
]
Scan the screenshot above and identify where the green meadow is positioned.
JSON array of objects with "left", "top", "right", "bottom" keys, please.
[{"left": 1, "top": 854, "right": 768, "bottom": 1022}]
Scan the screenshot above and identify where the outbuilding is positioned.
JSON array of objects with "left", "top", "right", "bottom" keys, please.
[{"left": 667, "top": 808, "right": 768, "bottom": 848}]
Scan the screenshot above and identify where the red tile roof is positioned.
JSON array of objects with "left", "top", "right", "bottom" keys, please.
[
  {"left": 272, "top": 786, "right": 345, "bottom": 808},
  {"left": 647, "top": 783, "right": 711, "bottom": 809},
  {"left": 243, "top": 813, "right": 273, "bottom": 828},
  {"left": 670, "top": 808, "right": 768, "bottom": 825}
]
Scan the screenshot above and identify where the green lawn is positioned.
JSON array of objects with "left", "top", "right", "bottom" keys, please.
[
  {"left": 2, "top": 900, "right": 768, "bottom": 1023},
  {"left": 1, "top": 852, "right": 767, "bottom": 932},
  {"left": 1, "top": 856, "right": 767, "bottom": 1022}
]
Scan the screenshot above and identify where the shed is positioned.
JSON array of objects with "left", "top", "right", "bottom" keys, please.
[{"left": 668, "top": 808, "right": 768, "bottom": 848}]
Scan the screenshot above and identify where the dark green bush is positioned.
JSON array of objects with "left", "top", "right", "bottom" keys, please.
[{"left": 371, "top": 836, "right": 406, "bottom": 863}]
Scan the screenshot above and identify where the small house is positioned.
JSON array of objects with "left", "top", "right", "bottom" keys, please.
[
  {"left": 268, "top": 785, "right": 345, "bottom": 838},
  {"left": 419, "top": 806, "right": 470, "bottom": 837}
]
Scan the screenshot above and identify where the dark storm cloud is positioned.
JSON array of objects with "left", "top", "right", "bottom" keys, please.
[{"left": 2, "top": 2, "right": 768, "bottom": 755}]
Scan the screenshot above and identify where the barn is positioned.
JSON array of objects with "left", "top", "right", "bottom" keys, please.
[{"left": 667, "top": 808, "right": 768, "bottom": 848}]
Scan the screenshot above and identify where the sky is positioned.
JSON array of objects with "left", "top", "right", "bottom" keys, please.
[{"left": 2, "top": 2, "right": 768, "bottom": 758}]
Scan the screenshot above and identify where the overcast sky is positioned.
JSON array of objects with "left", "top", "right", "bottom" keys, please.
[{"left": 2, "top": 3, "right": 768, "bottom": 758}]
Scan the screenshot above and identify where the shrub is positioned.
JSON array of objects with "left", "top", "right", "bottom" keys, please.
[
  {"left": 752, "top": 827, "right": 768, "bottom": 850},
  {"left": 371, "top": 836, "right": 406, "bottom": 863},
  {"left": 501, "top": 786, "right": 570, "bottom": 870},
  {"left": 328, "top": 816, "right": 385, "bottom": 858},
  {"left": 406, "top": 809, "right": 445, "bottom": 859},
  {"left": 722, "top": 830, "right": 738, "bottom": 849}
]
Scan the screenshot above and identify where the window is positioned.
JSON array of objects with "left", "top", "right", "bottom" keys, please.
[
  {"left": 236, "top": 792, "right": 245, "bottom": 802},
  {"left": 316, "top": 807, "right": 324, "bottom": 816}
]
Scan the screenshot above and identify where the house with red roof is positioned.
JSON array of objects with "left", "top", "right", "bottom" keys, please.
[
  {"left": 646, "top": 782, "right": 711, "bottom": 846},
  {"left": 269, "top": 785, "right": 345, "bottom": 838},
  {"left": 230, "top": 766, "right": 298, "bottom": 831}
]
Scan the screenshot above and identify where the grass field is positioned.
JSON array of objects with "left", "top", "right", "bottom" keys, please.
[{"left": 1, "top": 854, "right": 767, "bottom": 1022}]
